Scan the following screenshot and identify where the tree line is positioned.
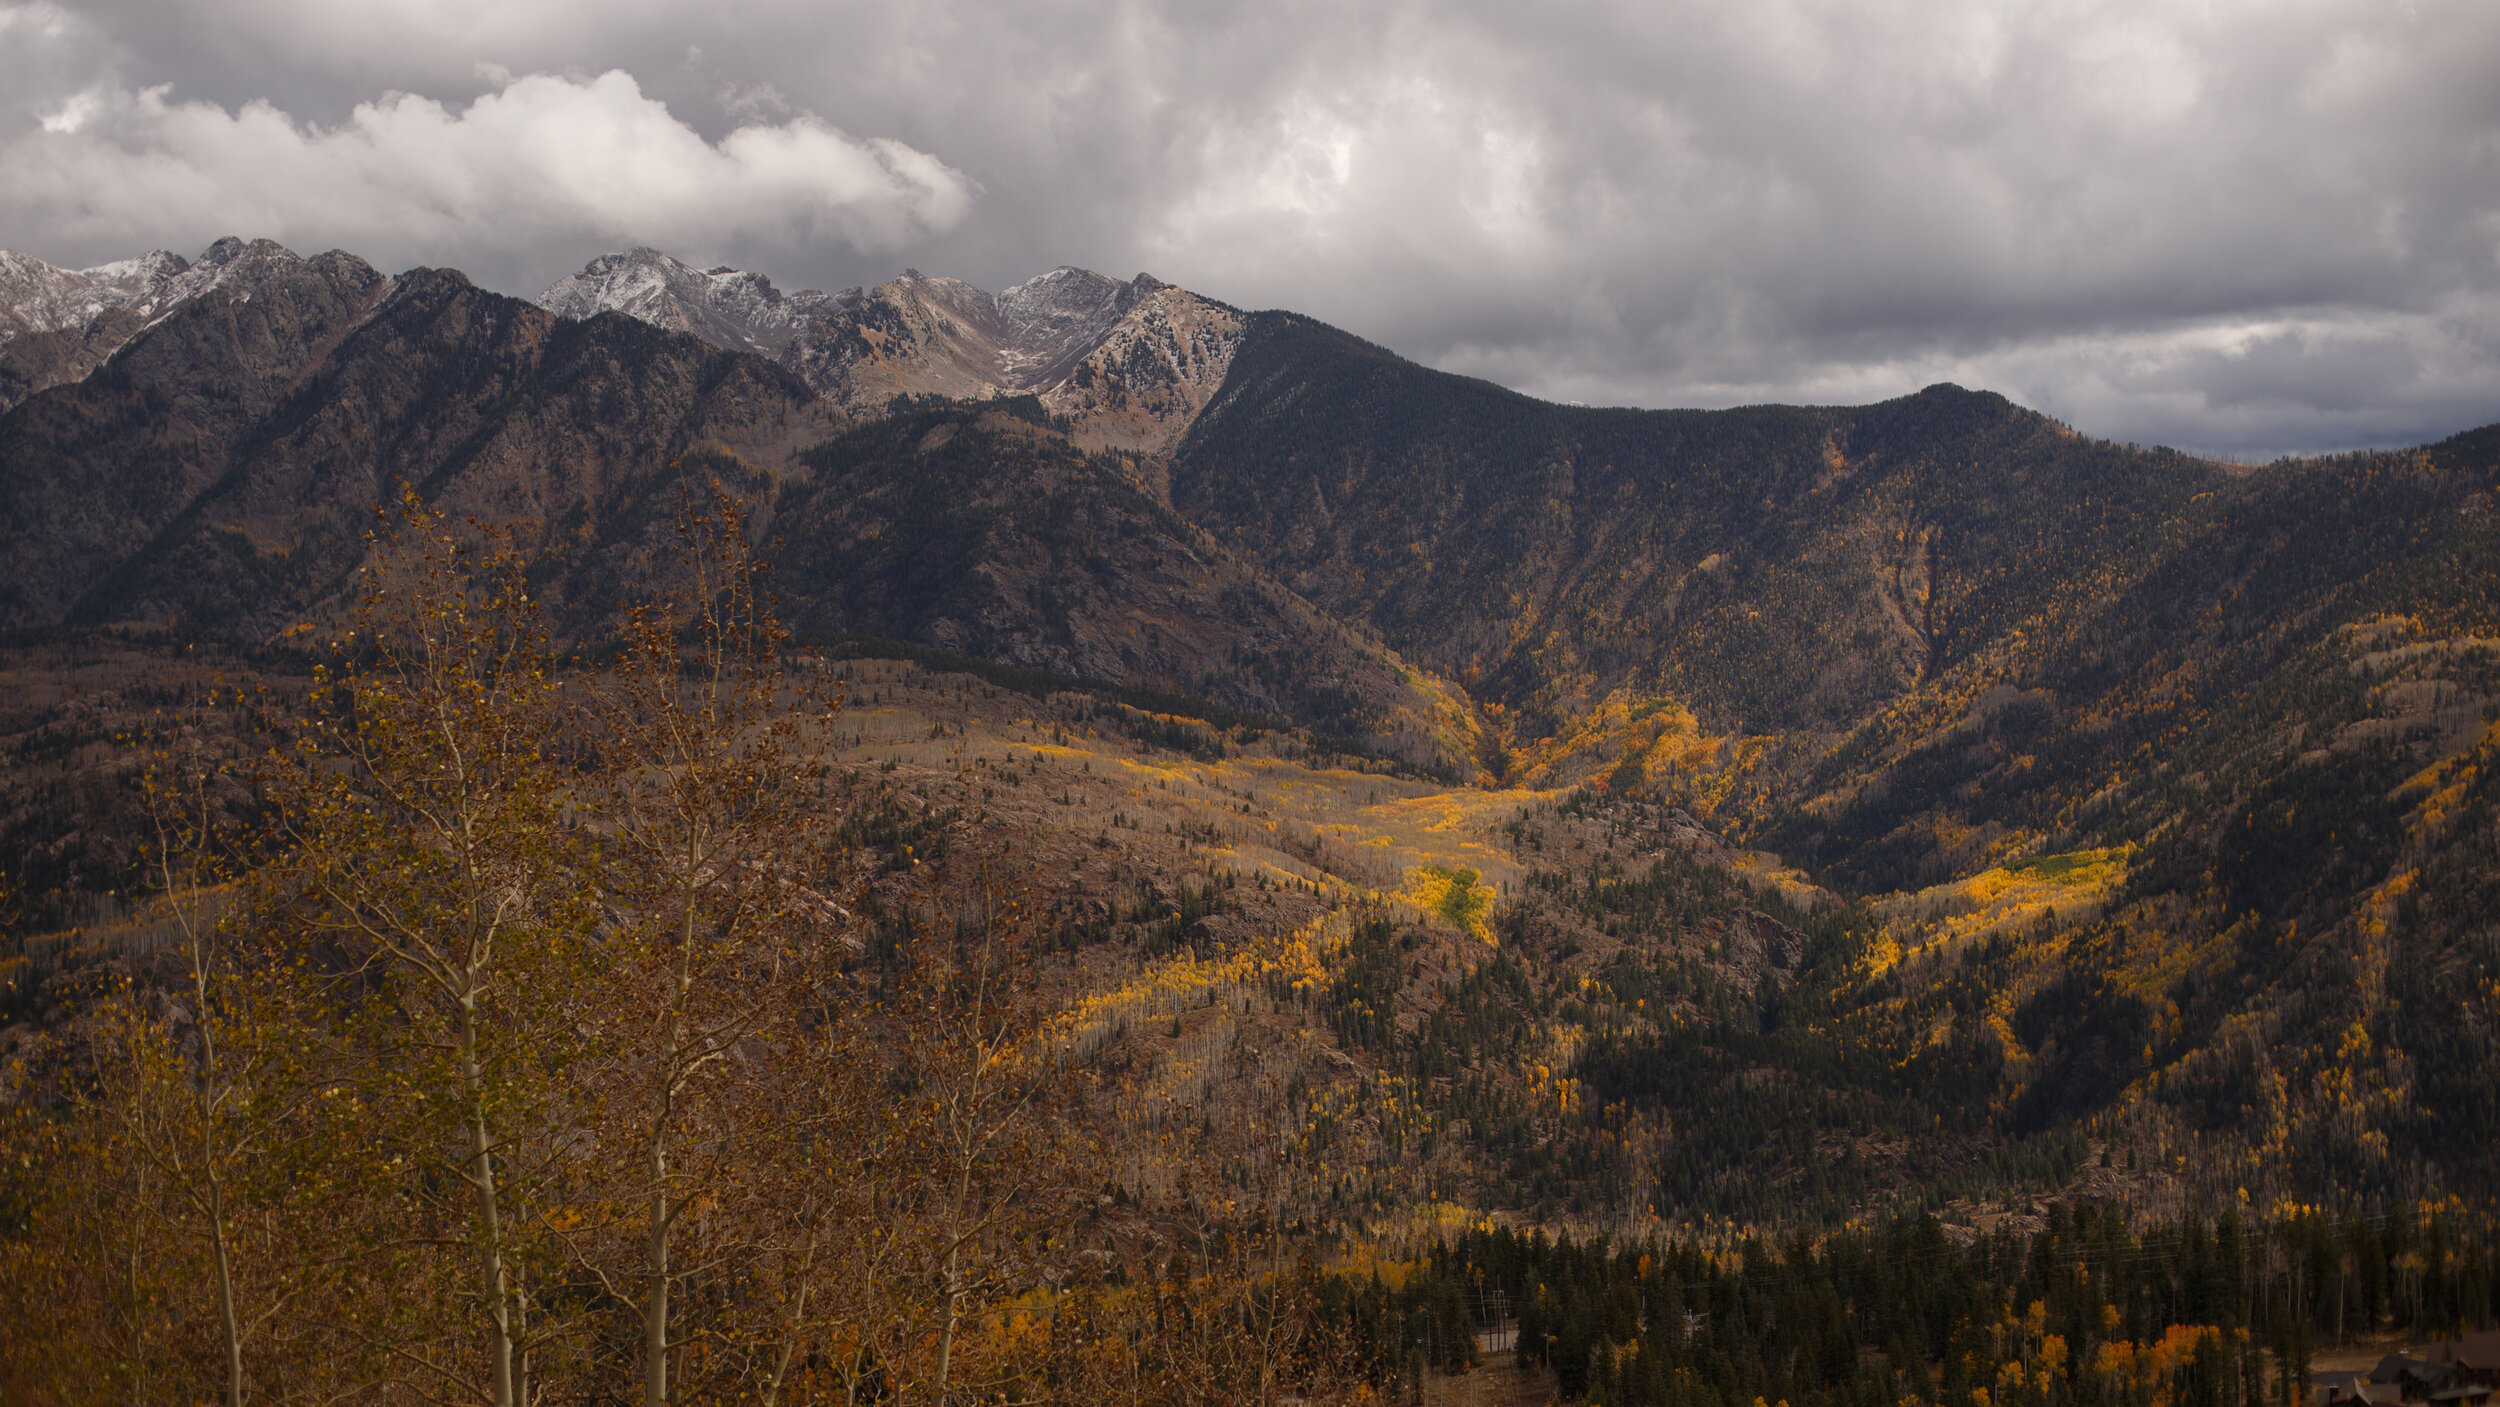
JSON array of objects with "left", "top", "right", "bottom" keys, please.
[{"left": 1360, "top": 1203, "right": 2498, "bottom": 1406}]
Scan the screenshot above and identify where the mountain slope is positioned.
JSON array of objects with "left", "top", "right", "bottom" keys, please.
[
  {"left": 1158, "top": 305, "right": 2500, "bottom": 1212},
  {"left": 0, "top": 247, "right": 191, "bottom": 413},
  {"left": 766, "top": 401, "right": 1483, "bottom": 763},
  {"left": 7, "top": 236, "right": 2500, "bottom": 1220},
  {"left": 68, "top": 268, "right": 848, "bottom": 636},
  {"left": 1171, "top": 313, "right": 2224, "bottom": 742},
  {"left": 0, "top": 247, "right": 1476, "bottom": 767},
  {"left": 0, "top": 240, "right": 392, "bottom": 627}
]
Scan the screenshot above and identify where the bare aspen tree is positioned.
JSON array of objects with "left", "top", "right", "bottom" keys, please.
[
  {"left": 891, "top": 883, "right": 1066, "bottom": 1405},
  {"left": 740, "top": 867, "right": 1068, "bottom": 1407},
  {"left": 0, "top": 990, "right": 187, "bottom": 1406},
  {"left": 743, "top": 982, "right": 910, "bottom": 1407},
  {"left": 583, "top": 491, "right": 842, "bottom": 1407},
  {"left": 135, "top": 734, "right": 252, "bottom": 1407},
  {"left": 278, "top": 496, "right": 594, "bottom": 1407}
]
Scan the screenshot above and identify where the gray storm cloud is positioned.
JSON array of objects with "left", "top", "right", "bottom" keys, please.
[
  {"left": 4, "top": 0, "right": 2496, "bottom": 456},
  {"left": 0, "top": 60, "right": 974, "bottom": 288}
]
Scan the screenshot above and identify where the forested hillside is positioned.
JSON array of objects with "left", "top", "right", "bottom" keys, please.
[{"left": 1162, "top": 313, "right": 2500, "bottom": 1228}]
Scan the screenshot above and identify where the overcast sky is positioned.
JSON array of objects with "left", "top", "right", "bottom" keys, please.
[{"left": 4, "top": 0, "right": 2495, "bottom": 457}]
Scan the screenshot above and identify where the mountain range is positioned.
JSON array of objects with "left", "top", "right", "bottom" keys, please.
[{"left": 4, "top": 235, "right": 2499, "bottom": 1221}]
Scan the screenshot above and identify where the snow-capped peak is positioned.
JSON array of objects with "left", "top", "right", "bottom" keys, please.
[
  {"left": 0, "top": 237, "right": 317, "bottom": 412},
  {"left": 0, "top": 246, "right": 192, "bottom": 338}
]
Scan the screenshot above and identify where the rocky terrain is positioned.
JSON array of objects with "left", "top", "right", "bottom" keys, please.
[{"left": 0, "top": 239, "right": 1462, "bottom": 769}]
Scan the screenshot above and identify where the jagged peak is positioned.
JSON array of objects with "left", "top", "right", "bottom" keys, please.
[{"left": 191, "top": 235, "right": 299, "bottom": 270}]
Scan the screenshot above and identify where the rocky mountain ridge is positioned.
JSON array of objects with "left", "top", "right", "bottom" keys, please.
[
  {"left": 535, "top": 248, "right": 1244, "bottom": 456},
  {"left": 1, "top": 239, "right": 1255, "bottom": 461},
  {"left": 0, "top": 237, "right": 403, "bottom": 416},
  {"left": 0, "top": 246, "right": 186, "bottom": 413},
  {"left": 533, "top": 246, "right": 840, "bottom": 360}
]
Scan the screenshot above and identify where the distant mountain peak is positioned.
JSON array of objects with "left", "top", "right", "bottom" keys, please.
[
  {"left": 534, "top": 246, "right": 857, "bottom": 361},
  {"left": 0, "top": 246, "right": 188, "bottom": 339},
  {"left": 536, "top": 250, "right": 1245, "bottom": 457}
]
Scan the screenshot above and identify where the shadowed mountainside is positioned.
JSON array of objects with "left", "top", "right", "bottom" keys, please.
[
  {"left": 1155, "top": 312, "right": 2500, "bottom": 1213},
  {"left": 765, "top": 402, "right": 1483, "bottom": 764},
  {"left": 1170, "top": 312, "right": 2238, "bottom": 740}
]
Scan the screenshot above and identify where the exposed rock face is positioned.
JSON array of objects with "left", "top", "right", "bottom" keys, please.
[
  {"left": 1029, "top": 275, "right": 1246, "bottom": 461},
  {"left": 536, "top": 251, "right": 1245, "bottom": 459}
]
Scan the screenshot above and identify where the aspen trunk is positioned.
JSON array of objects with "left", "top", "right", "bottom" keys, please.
[
  {"left": 644, "top": 1135, "right": 670, "bottom": 1407},
  {"left": 933, "top": 1140, "right": 977, "bottom": 1402},
  {"left": 171, "top": 810, "right": 247, "bottom": 1407},
  {"left": 459, "top": 993, "right": 519, "bottom": 1407},
  {"left": 208, "top": 1170, "right": 243, "bottom": 1407},
  {"left": 758, "top": 1206, "right": 821, "bottom": 1407},
  {"left": 191, "top": 965, "right": 247, "bottom": 1407},
  {"left": 642, "top": 881, "right": 699, "bottom": 1407},
  {"left": 759, "top": 1275, "right": 809, "bottom": 1407},
  {"left": 125, "top": 1183, "right": 150, "bottom": 1407}
]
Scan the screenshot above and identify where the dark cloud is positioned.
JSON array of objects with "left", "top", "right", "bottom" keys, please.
[{"left": 3, "top": 0, "right": 2494, "bottom": 454}]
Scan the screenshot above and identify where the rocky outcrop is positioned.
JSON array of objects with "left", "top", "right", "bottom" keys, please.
[{"left": 534, "top": 246, "right": 857, "bottom": 361}]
